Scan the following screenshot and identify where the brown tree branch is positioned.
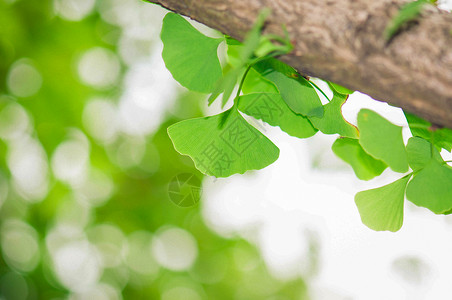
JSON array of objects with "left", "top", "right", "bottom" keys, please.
[{"left": 147, "top": 0, "right": 452, "bottom": 128}]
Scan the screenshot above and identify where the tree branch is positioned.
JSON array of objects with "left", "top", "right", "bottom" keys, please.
[{"left": 147, "top": 0, "right": 452, "bottom": 128}]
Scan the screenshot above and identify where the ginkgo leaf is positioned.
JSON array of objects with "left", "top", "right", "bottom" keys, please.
[
  {"left": 167, "top": 108, "right": 279, "bottom": 177},
  {"left": 161, "top": 13, "right": 223, "bottom": 93},
  {"left": 309, "top": 92, "right": 358, "bottom": 138},
  {"left": 406, "top": 136, "right": 442, "bottom": 171},
  {"left": 404, "top": 112, "right": 431, "bottom": 140},
  {"left": 238, "top": 93, "right": 318, "bottom": 139},
  {"left": 242, "top": 68, "right": 278, "bottom": 94},
  {"left": 358, "top": 109, "right": 409, "bottom": 173},
  {"left": 332, "top": 137, "right": 387, "bottom": 180},
  {"left": 404, "top": 111, "right": 452, "bottom": 152},
  {"left": 355, "top": 175, "right": 411, "bottom": 232},
  {"left": 328, "top": 82, "right": 353, "bottom": 95},
  {"left": 253, "top": 59, "right": 323, "bottom": 117},
  {"left": 406, "top": 159, "right": 452, "bottom": 214},
  {"left": 433, "top": 128, "right": 452, "bottom": 152}
]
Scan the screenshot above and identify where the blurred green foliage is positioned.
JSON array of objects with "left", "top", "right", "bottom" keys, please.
[{"left": 0, "top": 0, "right": 309, "bottom": 299}]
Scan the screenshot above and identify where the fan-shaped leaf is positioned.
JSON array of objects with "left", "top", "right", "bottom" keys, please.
[
  {"left": 355, "top": 175, "right": 411, "bottom": 232},
  {"left": 358, "top": 109, "right": 408, "bottom": 173},
  {"left": 309, "top": 93, "right": 358, "bottom": 138},
  {"left": 253, "top": 59, "right": 323, "bottom": 117},
  {"left": 161, "top": 13, "right": 223, "bottom": 93},
  {"left": 406, "top": 136, "right": 442, "bottom": 171},
  {"left": 238, "top": 93, "right": 318, "bottom": 139},
  {"left": 168, "top": 108, "right": 279, "bottom": 177},
  {"left": 332, "top": 137, "right": 387, "bottom": 180},
  {"left": 406, "top": 160, "right": 452, "bottom": 214}
]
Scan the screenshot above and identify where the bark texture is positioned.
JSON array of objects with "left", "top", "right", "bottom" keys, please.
[{"left": 148, "top": 0, "right": 452, "bottom": 128}]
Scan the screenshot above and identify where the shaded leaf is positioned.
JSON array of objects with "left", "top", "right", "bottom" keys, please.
[
  {"left": 358, "top": 109, "right": 409, "bottom": 173},
  {"left": 207, "top": 67, "right": 242, "bottom": 107},
  {"left": 355, "top": 175, "right": 411, "bottom": 232},
  {"left": 238, "top": 93, "right": 318, "bottom": 139},
  {"left": 161, "top": 13, "right": 223, "bottom": 93},
  {"left": 242, "top": 67, "right": 278, "bottom": 94},
  {"left": 309, "top": 93, "right": 358, "bottom": 138},
  {"left": 332, "top": 137, "right": 387, "bottom": 180},
  {"left": 253, "top": 59, "right": 323, "bottom": 117},
  {"left": 404, "top": 111, "right": 452, "bottom": 152},
  {"left": 406, "top": 136, "right": 442, "bottom": 171},
  {"left": 168, "top": 108, "right": 279, "bottom": 177},
  {"left": 404, "top": 111, "right": 431, "bottom": 140},
  {"left": 406, "top": 159, "right": 452, "bottom": 214},
  {"left": 433, "top": 128, "right": 452, "bottom": 152}
]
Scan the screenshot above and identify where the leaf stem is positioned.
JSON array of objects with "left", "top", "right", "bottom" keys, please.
[
  {"left": 234, "top": 64, "right": 253, "bottom": 105},
  {"left": 308, "top": 80, "right": 331, "bottom": 102}
]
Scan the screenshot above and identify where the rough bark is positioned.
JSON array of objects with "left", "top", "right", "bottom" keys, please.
[{"left": 147, "top": 0, "right": 452, "bottom": 128}]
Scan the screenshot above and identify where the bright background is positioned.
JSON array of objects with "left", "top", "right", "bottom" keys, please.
[{"left": 0, "top": 0, "right": 452, "bottom": 299}]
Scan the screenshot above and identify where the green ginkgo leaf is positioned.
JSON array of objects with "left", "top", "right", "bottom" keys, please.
[
  {"left": 328, "top": 82, "right": 353, "bottom": 95},
  {"left": 433, "top": 128, "right": 452, "bottom": 152},
  {"left": 238, "top": 93, "right": 318, "bottom": 139},
  {"left": 309, "top": 92, "right": 358, "bottom": 138},
  {"left": 404, "top": 111, "right": 452, "bottom": 152},
  {"left": 253, "top": 59, "right": 323, "bottom": 117},
  {"left": 242, "top": 68, "right": 278, "bottom": 94},
  {"left": 161, "top": 13, "right": 223, "bottom": 93},
  {"left": 358, "top": 109, "right": 409, "bottom": 173},
  {"left": 355, "top": 175, "right": 411, "bottom": 232},
  {"left": 404, "top": 111, "right": 432, "bottom": 140},
  {"left": 406, "top": 136, "right": 442, "bottom": 171},
  {"left": 406, "top": 159, "right": 452, "bottom": 214},
  {"left": 332, "top": 137, "right": 387, "bottom": 180},
  {"left": 167, "top": 108, "right": 280, "bottom": 177}
]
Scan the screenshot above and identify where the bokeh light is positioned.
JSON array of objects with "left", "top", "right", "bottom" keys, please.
[
  {"left": 77, "top": 47, "right": 121, "bottom": 89},
  {"left": 7, "top": 59, "right": 42, "bottom": 98}
]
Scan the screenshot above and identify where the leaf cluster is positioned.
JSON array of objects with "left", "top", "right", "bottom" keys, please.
[{"left": 160, "top": 12, "right": 452, "bottom": 232}]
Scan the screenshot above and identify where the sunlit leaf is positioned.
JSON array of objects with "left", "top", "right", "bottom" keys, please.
[
  {"left": 332, "top": 137, "right": 387, "bottom": 180},
  {"left": 309, "top": 92, "right": 358, "bottom": 138},
  {"left": 406, "top": 136, "right": 442, "bottom": 171},
  {"left": 161, "top": 13, "right": 223, "bottom": 93},
  {"left": 226, "top": 38, "right": 243, "bottom": 68},
  {"left": 355, "top": 175, "right": 411, "bottom": 232},
  {"left": 328, "top": 82, "right": 353, "bottom": 95},
  {"left": 238, "top": 93, "right": 318, "bottom": 139},
  {"left": 168, "top": 108, "right": 279, "bottom": 177},
  {"left": 358, "top": 109, "right": 409, "bottom": 173},
  {"left": 253, "top": 58, "right": 323, "bottom": 117},
  {"left": 406, "top": 159, "right": 452, "bottom": 214}
]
